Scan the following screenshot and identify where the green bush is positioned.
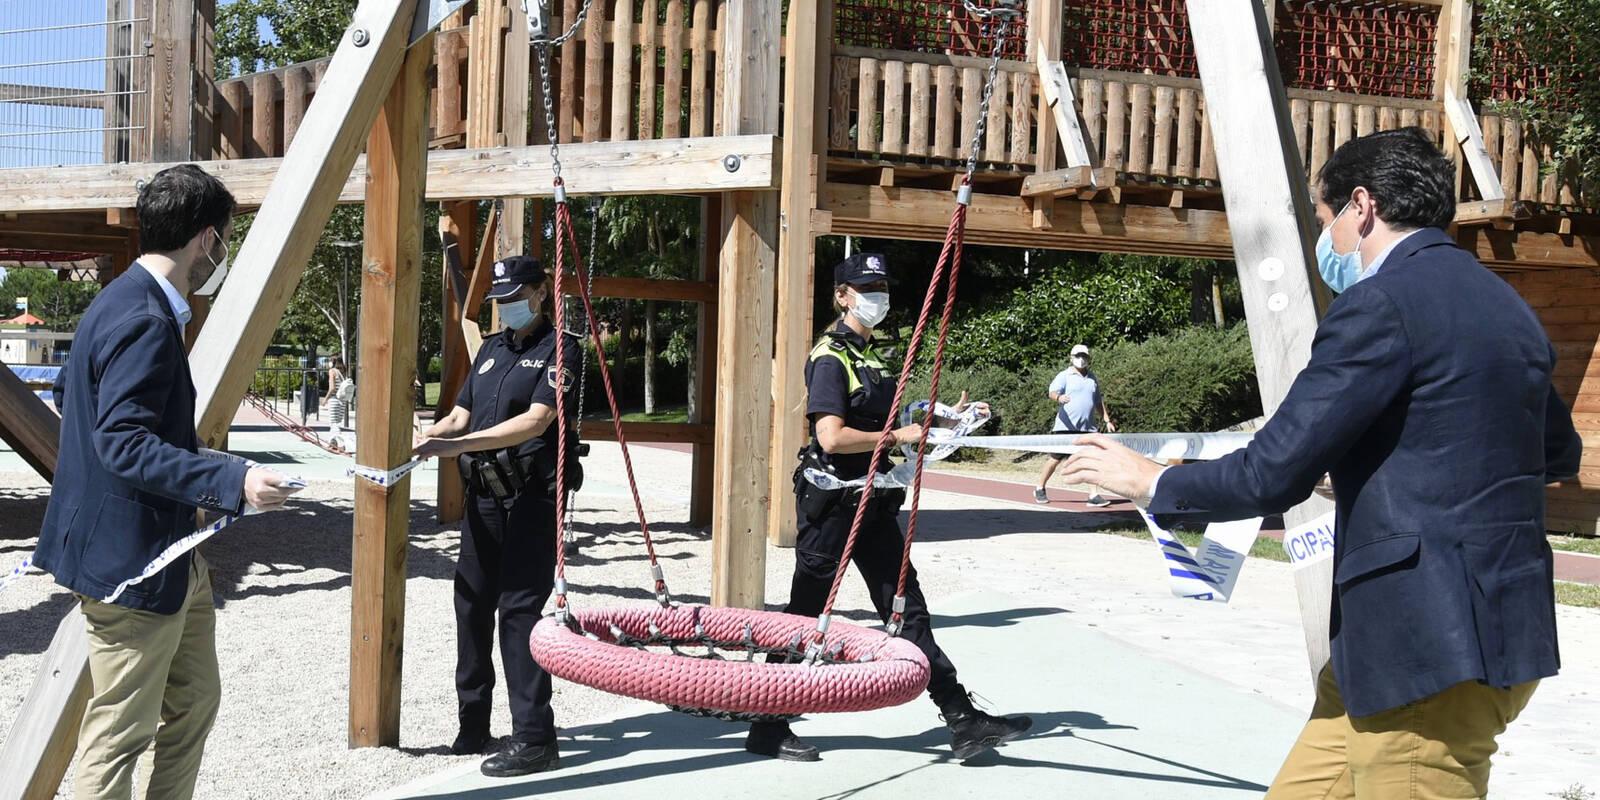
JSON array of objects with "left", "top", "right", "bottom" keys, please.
[
  {"left": 904, "top": 325, "right": 1261, "bottom": 450},
  {"left": 938, "top": 257, "right": 1192, "bottom": 373},
  {"left": 1094, "top": 324, "right": 1262, "bottom": 432}
]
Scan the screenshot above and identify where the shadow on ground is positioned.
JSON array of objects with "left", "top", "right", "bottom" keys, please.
[{"left": 387, "top": 704, "right": 1267, "bottom": 799}]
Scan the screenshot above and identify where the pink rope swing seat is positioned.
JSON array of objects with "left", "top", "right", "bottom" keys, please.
[{"left": 522, "top": 0, "right": 1016, "bottom": 721}]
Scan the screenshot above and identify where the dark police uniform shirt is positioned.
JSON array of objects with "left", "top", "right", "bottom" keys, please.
[
  {"left": 455, "top": 318, "right": 582, "bottom": 460},
  {"left": 805, "top": 320, "right": 895, "bottom": 480}
]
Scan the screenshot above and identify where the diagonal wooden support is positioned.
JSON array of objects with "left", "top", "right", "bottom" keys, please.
[
  {"left": 1186, "top": 0, "right": 1337, "bottom": 680},
  {"left": 0, "top": 612, "right": 91, "bottom": 800},
  {"left": 186, "top": 0, "right": 423, "bottom": 444},
  {"left": 1034, "top": 60, "right": 1094, "bottom": 170},
  {"left": 0, "top": 367, "right": 59, "bottom": 482},
  {"left": 1443, "top": 88, "right": 1506, "bottom": 202},
  {"left": 459, "top": 202, "right": 501, "bottom": 360}
]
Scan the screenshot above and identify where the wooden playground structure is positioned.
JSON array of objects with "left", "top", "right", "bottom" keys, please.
[{"left": 1, "top": 0, "right": 1598, "bottom": 795}]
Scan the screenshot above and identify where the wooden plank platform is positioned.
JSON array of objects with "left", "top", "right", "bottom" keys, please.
[{"left": 0, "top": 135, "right": 782, "bottom": 214}]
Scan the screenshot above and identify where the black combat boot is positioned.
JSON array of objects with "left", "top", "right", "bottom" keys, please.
[
  {"left": 941, "top": 693, "right": 1033, "bottom": 760},
  {"left": 745, "top": 720, "right": 821, "bottom": 762}
]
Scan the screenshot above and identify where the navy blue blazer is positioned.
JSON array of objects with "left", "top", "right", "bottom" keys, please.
[
  {"left": 34, "top": 265, "right": 248, "bottom": 614},
  {"left": 1149, "top": 227, "right": 1581, "bottom": 717}
]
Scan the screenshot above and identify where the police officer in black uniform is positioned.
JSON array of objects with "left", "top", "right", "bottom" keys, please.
[
  {"left": 413, "top": 255, "right": 581, "bottom": 778},
  {"left": 745, "top": 252, "right": 1033, "bottom": 762}
]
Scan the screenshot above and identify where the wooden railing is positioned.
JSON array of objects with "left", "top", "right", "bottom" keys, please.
[
  {"left": 209, "top": 0, "right": 732, "bottom": 160},
  {"left": 829, "top": 47, "right": 1591, "bottom": 208}
]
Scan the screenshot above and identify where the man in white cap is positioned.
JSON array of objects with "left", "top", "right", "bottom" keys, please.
[{"left": 1035, "top": 344, "right": 1116, "bottom": 505}]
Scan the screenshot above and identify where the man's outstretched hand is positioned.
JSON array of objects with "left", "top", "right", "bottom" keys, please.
[{"left": 1059, "top": 434, "right": 1164, "bottom": 504}]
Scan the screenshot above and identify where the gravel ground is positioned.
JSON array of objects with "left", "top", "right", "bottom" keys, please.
[
  {"left": 4, "top": 438, "right": 1597, "bottom": 799},
  {"left": 0, "top": 443, "right": 913, "bottom": 800}
]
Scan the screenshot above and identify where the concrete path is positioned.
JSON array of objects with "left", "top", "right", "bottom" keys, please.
[{"left": 373, "top": 589, "right": 1301, "bottom": 800}]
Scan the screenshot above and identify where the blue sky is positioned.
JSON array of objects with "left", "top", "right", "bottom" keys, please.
[{"left": 0, "top": 0, "right": 275, "bottom": 169}]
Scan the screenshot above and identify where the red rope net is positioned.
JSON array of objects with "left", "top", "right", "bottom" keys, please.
[
  {"left": 1061, "top": 0, "right": 1199, "bottom": 78},
  {"left": 1273, "top": 0, "right": 1438, "bottom": 100},
  {"left": 833, "top": 0, "right": 1028, "bottom": 59}
]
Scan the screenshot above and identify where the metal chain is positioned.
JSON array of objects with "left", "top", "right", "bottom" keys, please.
[
  {"left": 528, "top": 0, "right": 600, "bottom": 181},
  {"left": 960, "top": 7, "right": 1019, "bottom": 184}
]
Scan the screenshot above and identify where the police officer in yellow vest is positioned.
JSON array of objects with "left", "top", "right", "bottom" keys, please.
[{"left": 745, "top": 252, "right": 1033, "bottom": 762}]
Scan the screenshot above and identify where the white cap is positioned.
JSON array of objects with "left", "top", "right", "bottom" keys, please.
[{"left": 1071, "top": 344, "right": 1090, "bottom": 356}]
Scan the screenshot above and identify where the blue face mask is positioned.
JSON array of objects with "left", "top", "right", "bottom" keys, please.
[
  {"left": 500, "top": 299, "right": 536, "bottom": 330},
  {"left": 1315, "top": 202, "right": 1365, "bottom": 294}
]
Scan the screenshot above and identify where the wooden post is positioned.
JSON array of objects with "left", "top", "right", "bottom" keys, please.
[
  {"left": 1434, "top": 0, "right": 1473, "bottom": 196},
  {"left": 188, "top": 0, "right": 423, "bottom": 445},
  {"left": 711, "top": 0, "right": 780, "bottom": 607},
  {"left": 1185, "top": 0, "right": 1336, "bottom": 678},
  {"left": 149, "top": 0, "right": 196, "bottom": 161},
  {"left": 689, "top": 194, "right": 721, "bottom": 528},
  {"left": 437, "top": 201, "right": 475, "bottom": 523},
  {"left": 1029, "top": 0, "right": 1064, "bottom": 174},
  {"left": 350, "top": 33, "right": 431, "bottom": 749},
  {"left": 769, "top": 0, "right": 829, "bottom": 546},
  {"left": 499, "top": 2, "right": 530, "bottom": 260}
]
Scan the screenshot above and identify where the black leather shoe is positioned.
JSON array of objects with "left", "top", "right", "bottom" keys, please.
[
  {"left": 943, "top": 699, "right": 1033, "bottom": 760},
  {"left": 450, "top": 727, "right": 491, "bottom": 756},
  {"left": 745, "top": 721, "right": 820, "bottom": 762},
  {"left": 480, "top": 740, "right": 560, "bottom": 777}
]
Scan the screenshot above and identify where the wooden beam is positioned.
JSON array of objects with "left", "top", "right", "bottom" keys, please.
[
  {"left": 769, "top": 0, "right": 827, "bottom": 547},
  {"left": 497, "top": 1, "right": 530, "bottom": 265},
  {"left": 0, "top": 135, "right": 783, "bottom": 214},
  {"left": 1186, "top": 0, "right": 1336, "bottom": 679},
  {"left": 1434, "top": 0, "right": 1474, "bottom": 195},
  {"left": 436, "top": 201, "right": 474, "bottom": 524},
  {"left": 349, "top": 32, "right": 430, "bottom": 749},
  {"left": 1454, "top": 198, "right": 1532, "bottom": 226},
  {"left": 561, "top": 275, "right": 719, "bottom": 304},
  {"left": 1028, "top": 0, "right": 1065, "bottom": 175},
  {"left": 1020, "top": 166, "right": 1115, "bottom": 198},
  {"left": 0, "top": 611, "right": 90, "bottom": 800},
  {"left": 1461, "top": 228, "right": 1600, "bottom": 270},
  {"left": 711, "top": 0, "right": 780, "bottom": 609},
  {"left": 582, "top": 421, "right": 715, "bottom": 445},
  {"left": 0, "top": 367, "right": 58, "bottom": 482},
  {"left": 187, "top": 0, "right": 422, "bottom": 446},
  {"left": 460, "top": 204, "right": 501, "bottom": 359}
]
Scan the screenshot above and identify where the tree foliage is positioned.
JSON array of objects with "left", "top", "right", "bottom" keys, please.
[
  {"left": 215, "top": 0, "right": 358, "bottom": 77},
  {"left": 0, "top": 269, "right": 99, "bottom": 330},
  {"left": 1474, "top": 0, "right": 1600, "bottom": 186}
]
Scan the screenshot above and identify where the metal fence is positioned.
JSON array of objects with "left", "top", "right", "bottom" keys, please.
[
  {"left": 0, "top": 0, "right": 150, "bottom": 169},
  {"left": 250, "top": 365, "right": 325, "bottom": 426}
]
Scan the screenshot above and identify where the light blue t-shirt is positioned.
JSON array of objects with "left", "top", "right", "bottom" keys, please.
[{"left": 1048, "top": 368, "right": 1100, "bottom": 432}]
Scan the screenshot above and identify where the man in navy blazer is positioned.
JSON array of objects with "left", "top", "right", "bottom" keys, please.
[
  {"left": 33, "top": 164, "right": 297, "bottom": 799},
  {"left": 1062, "top": 128, "right": 1580, "bottom": 798}
]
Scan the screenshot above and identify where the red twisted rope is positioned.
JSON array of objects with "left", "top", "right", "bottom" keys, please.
[
  {"left": 815, "top": 188, "right": 971, "bottom": 638},
  {"left": 550, "top": 182, "right": 667, "bottom": 611}
]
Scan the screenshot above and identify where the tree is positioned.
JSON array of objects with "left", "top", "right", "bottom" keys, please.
[
  {"left": 1474, "top": 0, "right": 1600, "bottom": 186},
  {"left": 594, "top": 196, "right": 700, "bottom": 413},
  {"left": 0, "top": 269, "right": 99, "bottom": 330},
  {"left": 215, "top": 0, "right": 359, "bottom": 78}
]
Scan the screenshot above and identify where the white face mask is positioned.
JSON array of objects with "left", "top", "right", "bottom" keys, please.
[
  {"left": 193, "top": 229, "right": 231, "bottom": 297},
  {"left": 1072, "top": 355, "right": 1088, "bottom": 369},
  {"left": 849, "top": 290, "right": 890, "bottom": 329}
]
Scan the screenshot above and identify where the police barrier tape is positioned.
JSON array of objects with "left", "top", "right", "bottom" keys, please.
[
  {"left": 1, "top": 450, "right": 307, "bottom": 600},
  {"left": 347, "top": 457, "right": 426, "bottom": 488},
  {"left": 1281, "top": 509, "right": 1337, "bottom": 572},
  {"left": 1135, "top": 510, "right": 1263, "bottom": 603}
]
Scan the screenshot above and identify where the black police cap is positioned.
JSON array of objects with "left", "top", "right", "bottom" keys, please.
[
  {"left": 833, "top": 252, "right": 890, "bottom": 286},
  {"left": 486, "top": 255, "right": 547, "bottom": 301}
]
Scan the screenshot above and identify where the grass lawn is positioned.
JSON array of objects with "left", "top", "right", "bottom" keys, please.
[
  {"left": 1549, "top": 533, "right": 1600, "bottom": 557},
  {"left": 1096, "top": 526, "right": 1291, "bottom": 562},
  {"left": 616, "top": 405, "right": 690, "bottom": 424},
  {"left": 1096, "top": 528, "right": 1600, "bottom": 609}
]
